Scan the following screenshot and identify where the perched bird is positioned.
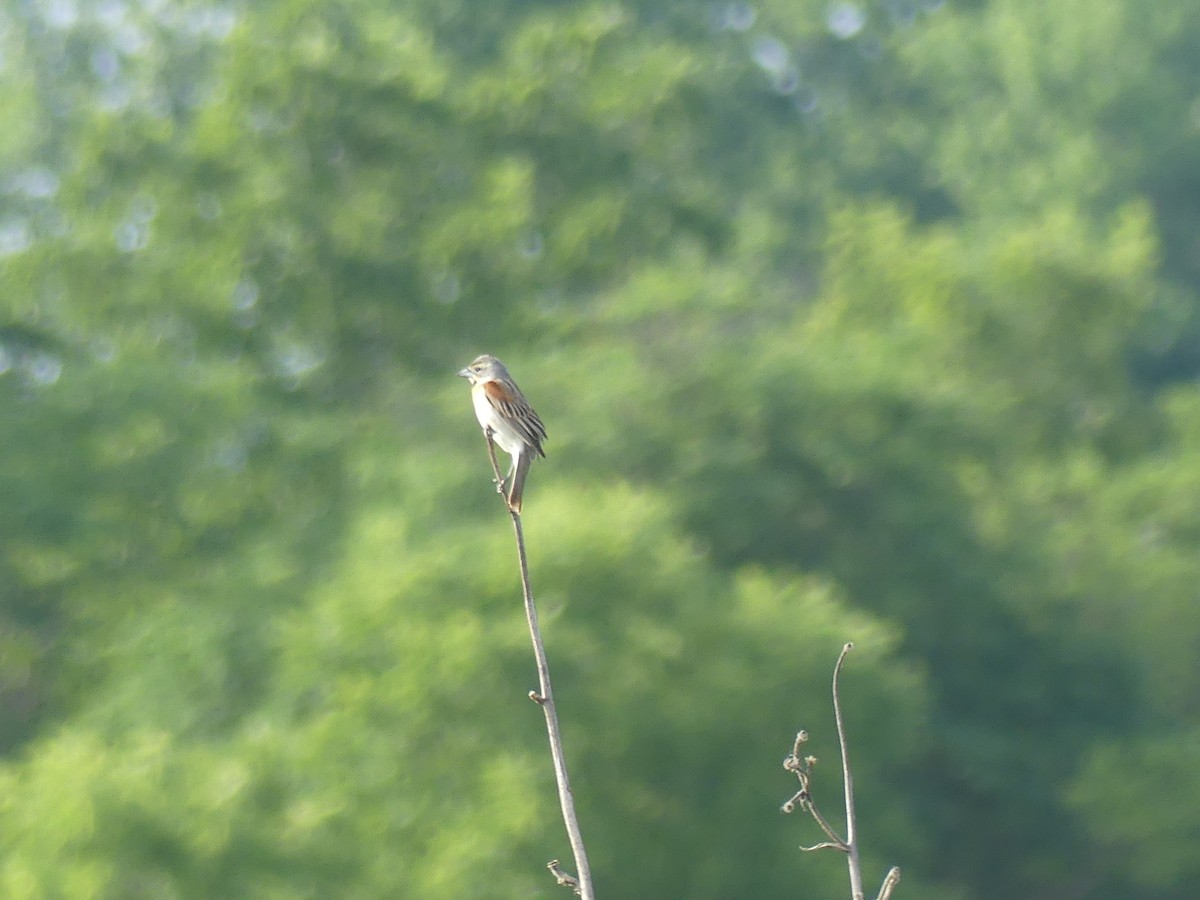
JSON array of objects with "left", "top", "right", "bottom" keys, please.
[{"left": 458, "top": 354, "right": 547, "bottom": 512}]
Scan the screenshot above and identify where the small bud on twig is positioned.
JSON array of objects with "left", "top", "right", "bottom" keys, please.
[{"left": 547, "top": 859, "right": 581, "bottom": 895}]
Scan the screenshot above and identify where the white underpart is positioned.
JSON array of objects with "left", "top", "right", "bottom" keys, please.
[{"left": 472, "top": 387, "right": 525, "bottom": 464}]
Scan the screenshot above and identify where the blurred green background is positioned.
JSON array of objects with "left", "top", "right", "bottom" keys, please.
[{"left": 3, "top": 0, "right": 1200, "bottom": 897}]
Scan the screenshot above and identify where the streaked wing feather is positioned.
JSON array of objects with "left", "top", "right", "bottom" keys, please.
[{"left": 483, "top": 379, "right": 547, "bottom": 455}]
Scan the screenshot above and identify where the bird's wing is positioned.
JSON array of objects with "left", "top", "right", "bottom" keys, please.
[{"left": 483, "top": 379, "right": 547, "bottom": 455}]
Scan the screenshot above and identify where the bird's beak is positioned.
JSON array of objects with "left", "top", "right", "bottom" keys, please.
[{"left": 457, "top": 367, "right": 472, "bottom": 379}]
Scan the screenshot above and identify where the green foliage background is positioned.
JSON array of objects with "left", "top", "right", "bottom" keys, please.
[{"left": 2, "top": 0, "right": 1199, "bottom": 897}]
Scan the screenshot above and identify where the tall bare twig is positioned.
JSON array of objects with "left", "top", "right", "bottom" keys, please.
[
  {"left": 781, "top": 642, "right": 900, "bottom": 900},
  {"left": 831, "top": 643, "right": 864, "bottom": 899},
  {"left": 482, "top": 431, "right": 594, "bottom": 899}
]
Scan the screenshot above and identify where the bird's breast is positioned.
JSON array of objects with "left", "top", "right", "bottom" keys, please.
[{"left": 471, "top": 387, "right": 523, "bottom": 456}]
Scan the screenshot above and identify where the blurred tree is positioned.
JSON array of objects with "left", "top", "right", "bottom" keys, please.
[{"left": 1, "top": 0, "right": 1199, "bottom": 898}]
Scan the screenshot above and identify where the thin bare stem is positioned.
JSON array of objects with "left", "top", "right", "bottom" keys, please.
[
  {"left": 805, "top": 797, "right": 850, "bottom": 850},
  {"left": 877, "top": 866, "right": 901, "bottom": 900},
  {"left": 832, "top": 642, "right": 864, "bottom": 900},
  {"left": 481, "top": 430, "right": 594, "bottom": 899},
  {"left": 484, "top": 431, "right": 509, "bottom": 503}
]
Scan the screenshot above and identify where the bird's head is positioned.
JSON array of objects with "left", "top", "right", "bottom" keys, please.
[{"left": 457, "top": 354, "right": 505, "bottom": 384}]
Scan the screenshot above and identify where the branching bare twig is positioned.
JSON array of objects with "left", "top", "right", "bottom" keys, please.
[
  {"left": 781, "top": 642, "right": 900, "bottom": 900},
  {"left": 482, "top": 430, "right": 594, "bottom": 899}
]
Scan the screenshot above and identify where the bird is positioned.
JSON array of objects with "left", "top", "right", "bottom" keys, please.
[{"left": 458, "top": 354, "right": 547, "bottom": 512}]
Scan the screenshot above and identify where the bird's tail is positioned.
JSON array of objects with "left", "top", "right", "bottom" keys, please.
[{"left": 507, "top": 451, "right": 532, "bottom": 513}]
